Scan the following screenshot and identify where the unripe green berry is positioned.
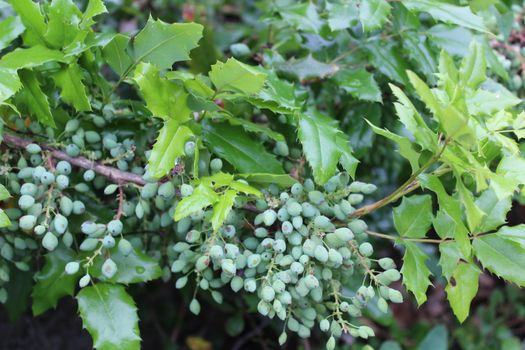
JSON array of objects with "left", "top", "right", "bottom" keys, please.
[
  {"left": 42, "top": 232, "right": 58, "bottom": 251},
  {"left": 101, "top": 258, "right": 118, "bottom": 278},
  {"left": 65, "top": 261, "right": 80, "bottom": 275}
]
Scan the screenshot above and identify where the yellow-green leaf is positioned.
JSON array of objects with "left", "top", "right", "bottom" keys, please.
[
  {"left": 209, "top": 58, "right": 266, "bottom": 94},
  {"left": 211, "top": 189, "right": 237, "bottom": 231},
  {"left": 174, "top": 184, "right": 219, "bottom": 221},
  {"left": 52, "top": 63, "right": 91, "bottom": 112}
]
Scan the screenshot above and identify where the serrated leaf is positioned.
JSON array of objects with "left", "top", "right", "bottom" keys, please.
[
  {"left": 417, "top": 325, "right": 448, "bottom": 350},
  {"left": 134, "top": 17, "right": 203, "bottom": 70},
  {"left": 458, "top": 181, "right": 485, "bottom": 233},
  {"left": 0, "top": 209, "right": 10, "bottom": 228},
  {"left": 202, "top": 121, "right": 284, "bottom": 174},
  {"left": 438, "top": 242, "right": 462, "bottom": 280},
  {"left": 334, "top": 68, "right": 382, "bottom": 103},
  {"left": 277, "top": 54, "right": 339, "bottom": 82},
  {"left": 32, "top": 248, "right": 80, "bottom": 316},
  {"left": 0, "top": 16, "right": 25, "bottom": 51},
  {"left": 326, "top": 1, "right": 358, "bottom": 31},
  {"left": 237, "top": 173, "right": 296, "bottom": 188},
  {"left": 467, "top": 85, "right": 521, "bottom": 116},
  {"left": 198, "top": 172, "right": 234, "bottom": 188},
  {"left": 0, "top": 184, "right": 10, "bottom": 200},
  {"left": 459, "top": 41, "right": 486, "bottom": 88},
  {"left": 393, "top": 195, "right": 433, "bottom": 239},
  {"left": 222, "top": 114, "right": 284, "bottom": 142},
  {"left": 494, "top": 225, "right": 525, "bottom": 248},
  {"left": 0, "top": 68, "right": 22, "bottom": 103},
  {"left": 91, "top": 248, "right": 161, "bottom": 284},
  {"left": 0, "top": 46, "right": 65, "bottom": 70},
  {"left": 359, "top": 0, "right": 391, "bottom": 32},
  {"left": 298, "top": 110, "right": 345, "bottom": 185},
  {"left": 148, "top": 120, "right": 193, "bottom": 178},
  {"left": 400, "top": 31, "right": 437, "bottom": 83},
  {"left": 209, "top": 58, "right": 266, "bottom": 94},
  {"left": 133, "top": 62, "right": 191, "bottom": 121},
  {"left": 473, "top": 233, "right": 525, "bottom": 286},
  {"left": 211, "top": 189, "right": 237, "bottom": 231},
  {"left": 278, "top": 2, "right": 322, "bottom": 33},
  {"left": 336, "top": 135, "right": 359, "bottom": 179},
  {"left": 474, "top": 190, "right": 511, "bottom": 233},
  {"left": 366, "top": 41, "right": 409, "bottom": 85},
  {"left": 52, "top": 63, "right": 91, "bottom": 112},
  {"left": 103, "top": 34, "right": 133, "bottom": 76},
  {"left": 427, "top": 24, "right": 473, "bottom": 57},
  {"left": 17, "top": 70, "right": 55, "bottom": 128},
  {"left": 81, "top": 0, "right": 107, "bottom": 28},
  {"left": 445, "top": 262, "right": 480, "bottom": 322},
  {"left": 403, "top": 0, "right": 489, "bottom": 33},
  {"left": 77, "top": 283, "right": 140, "bottom": 350},
  {"left": 230, "top": 181, "right": 261, "bottom": 196},
  {"left": 247, "top": 69, "right": 300, "bottom": 113},
  {"left": 44, "top": 0, "right": 82, "bottom": 49},
  {"left": 8, "top": 0, "right": 47, "bottom": 45},
  {"left": 174, "top": 184, "right": 219, "bottom": 221},
  {"left": 401, "top": 242, "right": 432, "bottom": 305}
]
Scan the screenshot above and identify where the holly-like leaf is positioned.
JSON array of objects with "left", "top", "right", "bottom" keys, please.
[
  {"left": 334, "top": 68, "right": 382, "bottom": 103},
  {"left": 493, "top": 225, "right": 525, "bottom": 249},
  {"left": 103, "top": 34, "right": 133, "bottom": 76},
  {"left": 209, "top": 58, "right": 266, "bottom": 95},
  {"left": 8, "top": 0, "right": 47, "bottom": 45},
  {"left": 393, "top": 195, "right": 433, "bottom": 239},
  {"left": 326, "top": 1, "right": 358, "bottom": 31},
  {"left": 133, "top": 17, "right": 203, "bottom": 70},
  {"left": 52, "top": 63, "right": 91, "bottom": 112},
  {"left": 202, "top": 121, "right": 284, "bottom": 174},
  {"left": 247, "top": 69, "right": 300, "bottom": 113},
  {"left": 0, "top": 16, "right": 25, "bottom": 51},
  {"left": 229, "top": 181, "right": 261, "bottom": 197},
  {"left": 459, "top": 41, "right": 486, "bottom": 89},
  {"left": 445, "top": 262, "right": 480, "bottom": 323},
  {"left": 148, "top": 120, "right": 193, "bottom": 178},
  {"left": 91, "top": 248, "right": 161, "bottom": 284},
  {"left": 473, "top": 233, "right": 525, "bottom": 286},
  {"left": 0, "top": 68, "right": 22, "bottom": 103},
  {"left": 32, "top": 248, "right": 81, "bottom": 316},
  {"left": 0, "top": 46, "right": 65, "bottom": 70},
  {"left": 359, "top": 0, "right": 391, "bottom": 32},
  {"left": 401, "top": 242, "right": 433, "bottom": 305},
  {"left": 211, "top": 189, "right": 237, "bottom": 231},
  {"left": 0, "top": 184, "right": 10, "bottom": 200},
  {"left": 427, "top": 24, "right": 473, "bottom": 57},
  {"left": 174, "top": 184, "right": 219, "bottom": 221},
  {"left": 366, "top": 42, "right": 409, "bottom": 85},
  {"left": 0, "top": 209, "right": 10, "bottom": 228},
  {"left": 17, "top": 70, "right": 55, "bottom": 128},
  {"left": 277, "top": 54, "right": 339, "bottom": 82},
  {"left": 44, "top": 0, "right": 82, "bottom": 49},
  {"left": 277, "top": 2, "right": 323, "bottom": 33},
  {"left": 133, "top": 62, "right": 191, "bottom": 121},
  {"left": 236, "top": 173, "right": 296, "bottom": 188},
  {"left": 80, "top": 0, "right": 108, "bottom": 28},
  {"left": 77, "top": 283, "right": 141, "bottom": 350},
  {"left": 474, "top": 189, "right": 511, "bottom": 233}
]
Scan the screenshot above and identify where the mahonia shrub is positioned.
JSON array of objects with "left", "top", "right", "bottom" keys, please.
[{"left": 0, "top": 0, "right": 524, "bottom": 349}]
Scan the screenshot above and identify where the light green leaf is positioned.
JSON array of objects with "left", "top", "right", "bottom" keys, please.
[
  {"left": 133, "top": 62, "right": 191, "bottom": 121},
  {"left": 198, "top": 172, "right": 234, "bottom": 188},
  {"left": 359, "top": 0, "right": 391, "bottom": 32},
  {"left": 401, "top": 242, "right": 432, "bottom": 305},
  {"left": 0, "top": 16, "right": 25, "bottom": 51},
  {"left": 334, "top": 68, "right": 382, "bottom": 103},
  {"left": 277, "top": 54, "right": 339, "bottom": 82},
  {"left": 400, "top": 31, "right": 437, "bottom": 83},
  {"left": 209, "top": 58, "right": 266, "bottom": 94},
  {"left": 134, "top": 17, "right": 203, "bottom": 70},
  {"left": 495, "top": 225, "right": 525, "bottom": 248},
  {"left": 44, "top": 0, "right": 82, "bottom": 49},
  {"left": 8, "top": 0, "right": 47, "bottom": 45},
  {"left": 393, "top": 195, "right": 433, "bottom": 239},
  {"left": 247, "top": 69, "right": 299, "bottom": 113},
  {"left": 458, "top": 181, "right": 485, "bottom": 233},
  {"left": 403, "top": 0, "right": 489, "bottom": 33},
  {"left": 81, "top": 0, "right": 107, "bottom": 28},
  {"left": 0, "top": 46, "right": 65, "bottom": 70},
  {"left": 278, "top": 2, "right": 323, "bottom": 33},
  {"left": 32, "top": 248, "right": 81, "bottom": 316},
  {"left": 91, "top": 247, "right": 161, "bottom": 284},
  {"left": 230, "top": 181, "right": 262, "bottom": 197},
  {"left": 427, "top": 24, "right": 473, "bottom": 57},
  {"left": 103, "top": 34, "right": 133, "bottom": 76},
  {"left": 475, "top": 189, "right": 511, "bottom": 233},
  {"left": 473, "top": 233, "right": 525, "bottom": 286},
  {"left": 52, "top": 63, "right": 91, "bottom": 112},
  {"left": 17, "top": 70, "right": 55, "bottom": 128},
  {"left": 336, "top": 135, "right": 359, "bottom": 179},
  {"left": 467, "top": 89, "right": 521, "bottom": 116},
  {"left": 417, "top": 325, "right": 448, "bottom": 350},
  {"left": 0, "top": 184, "right": 10, "bottom": 200},
  {"left": 0, "top": 209, "right": 10, "bottom": 228},
  {"left": 174, "top": 184, "right": 219, "bottom": 221},
  {"left": 211, "top": 189, "right": 237, "bottom": 231},
  {"left": 438, "top": 242, "right": 463, "bottom": 280},
  {"left": 222, "top": 114, "right": 284, "bottom": 142},
  {"left": 326, "top": 1, "right": 358, "bottom": 31},
  {"left": 0, "top": 68, "right": 21, "bottom": 103},
  {"left": 236, "top": 173, "right": 296, "bottom": 188},
  {"left": 202, "top": 121, "right": 284, "bottom": 174},
  {"left": 445, "top": 262, "right": 480, "bottom": 322},
  {"left": 148, "top": 120, "right": 193, "bottom": 178},
  {"left": 77, "top": 283, "right": 141, "bottom": 350},
  {"left": 459, "top": 41, "right": 486, "bottom": 88}
]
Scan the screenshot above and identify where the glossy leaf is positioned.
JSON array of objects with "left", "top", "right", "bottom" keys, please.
[
  {"left": 8, "top": 0, "right": 47, "bottom": 45},
  {"left": 236, "top": 173, "right": 296, "bottom": 188},
  {"left": 52, "top": 63, "right": 91, "bottom": 111},
  {"left": 174, "top": 184, "right": 219, "bottom": 221},
  {"left": 366, "top": 42, "right": 409, "bottom": 85},
  {"left": 445, "top": 262, "right": 480, "bottom": 322},
  {"left": 0, "top": 209, "right": 10, "bottom": 228},
  {"left": 211, "top": 189, "right": 237, "bottom": 231},
  {"left": 277, "top": 2, "right": 322, "bottom": 33},
  {"left": 401, "top": 242, "right": 432, "bottom": 305},
  {"left": 0, "top": 16, "right": 25, "bottom": 51},
  {"left": 209, "top": 58, "right": 266, "bottom": 94},
  {"left": 0, "top": 68, "right": 22, "bottom": 103},
  {"left": 0, "top": 184, "right": 10, "bottom": 200},
  {"left": 334, "top": 68, "right": 382, "bottom": 103},
  {"left": 474, "top": 189, "right": 511, "bottom": 233},
  {"left": 81, "top": 0, "right": 108, "bottom": 28},
  {"left": 359, "top": 0, "right": 391, "bottom": 32},
  {"left": 103, "top": 34, "right": 133, "bottom": 76},
  {"left": 17, "top": 70, "right": 55, "bottom": 128},
  {"left": 326, "top": 1, "right": 358, "bottom": 31},
  {"left": 0, "top": 46, "right": 65, "bottom": 70},
  {"left": 91, "top": 248, "right": 161, "bottom": 284},
  {"left": 77, "top": 283, "right": 141, "bottom": 350},
  {"left": 44, "top": 0, "right": 82, "bottom": 49},
  {"left": 393, "top": 195, "right": 433, "bottom": 239},
  {"left": 277, "top": 54, "right": 339, "bottom": 82}
]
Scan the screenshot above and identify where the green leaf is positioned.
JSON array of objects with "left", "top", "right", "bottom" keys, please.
[
  {"left": 277, "top": 2, "right": 323, "bottom": 33},
  {"left": 359, "top": 0, "right": 391, "bottom": 32},
  {"left": 467, "top": 83, "right": 520, "bottom": 116},
  {"left": 17, "top": 70, "right": 55, "bottom": 128},
  {"left": 393, "top": 195, "right": 433, "bottom": 239},
  {"left": 202, "top": 121, "right": 284, "bottom": 174},
  {"left": 102, "top": 34, "right": 133, "bottom": 76},
  {"left": 77, "top": 283, "right": 141, "bottom": 350},
  {"left": 438, "top": 242, "right": 463, "bottom": 280},
  {"left": 459, "top": 41, "right": 486, "bottom": 88},
  {"left": 0, "top": 184, "right": 10, "bottom": 200},
  {"left": 400, "top": 31, "right": 437, "bottom": 83},
  {"left": 401, "top": 242, "right": 432, "bottom": 305},
  {"left": 8, "top": 0, "right": 47, "bottom": 45},
  {"left": 474, "top": 189, "right": 511, "bottom": 233},
  {"left": 44, "top": 0, "right": 82, "bottom": 49},
  {"left": 247, "top": 69, "right": 300, "bottom": 113},
  {"left": 458, "top": 181, "right": 485, "bottom": 233},
  {"left": 91, "top": 248, "right": 161, "bottom": 284},
  {"left": 445, "top": 262, "right": 480, "bottom": 322},
  {"left": 0, "top": 209, "right": 10, "bottom": 228},
  {"left": 32, "top": 248, "right": 81, "bottom": 316},
  {"left": 81, "top": 0, "right": 107, "bottom": 28},
  {"left": 334, "top": 68, "right": 382, "bottom": 103},
  {"left": 0, "top": 68, "right": 22, "bottom": 103},
  {"left": 174, "top": 184, "right": 219, "bottom": 221},
  {"left": 133, "top": 17, "right": 203, "bottom": 70},
  {"left": 133, "top": 62, "right": 191, "bottom": 121},
  {"left": 494, "top": 225, "right": 525, "bottom": 249},
  {"left": 277, "top": 54, "right": 339, "bottom": 82},
  {"left": 366, "top": 42, "right": 409, "bottom": 85},
  {"left": 473, "top": 233, "right": 525, "bottom": 286},
  {"left": 427, "top": 24, "right": 473, "bottom": 57},
  {"left": 236, "top": 173, "right": 296, "bottom": 188},
  {"left": 52, "top": 63, "right": 91, "bottom": 112},
  {"left": 148, "top": 120, "right": 193, "bottom": 178},
  {"left": 211, "top": 189, "right": 237, "bottom": 231},
  {"left": 326, "top": 1, "right": 358, "bottom": 31},
  {"left": 209, "top": 58, "right": 266, "bottom": 94},
  {"left": 0, "top": 16, "right": 25, "bottom": 51},
  {"left": 417, "top": 325, "right": 448, "bottom": 350},
  {"left": 298, "top": 110, "right": 347, "bottom": 185},
  {"left": 222, "top": 114, "right": 284, "bottom": 142},
  {"left": 336, "top": 135, "right": 359, "bottom": 179},
  {"left": 198, "top": 172, "right": 234, "bottom": 188},
  {"left": 230, "top": 181, "right": 261, "bottom": 197},
  {"left": 0, "top": 46, "right": 65, "bottom": 70},
  {"left": 403, "top": 0, "right": 489, "bottom": 33}
]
